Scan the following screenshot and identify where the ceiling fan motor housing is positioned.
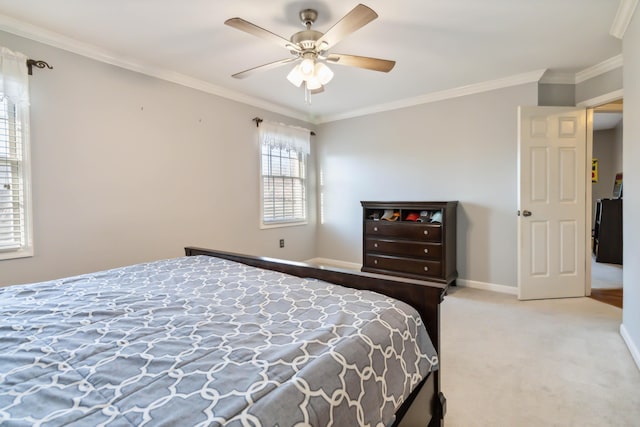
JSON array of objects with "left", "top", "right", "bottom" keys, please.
[
  {"left": 291, "top": 9, "right": 325, "bottom": 53},
  {"left": 291, "top": 30, "right": 323, "bottom": 51}
]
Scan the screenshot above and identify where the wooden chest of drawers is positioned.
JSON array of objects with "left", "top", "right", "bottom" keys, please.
[{"left": 361, "top": 201, "right": 458, "bottom": 284}]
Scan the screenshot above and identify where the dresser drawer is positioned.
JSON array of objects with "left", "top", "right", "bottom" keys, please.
[
  {"left": 365, "top": 221, "right": 442, "bottom": 242},
  {"left": 365, "top": 238, "right": 442, "bottom": 260},
  {"left": 365, "top": 254, "right": 442, "bottom": 278}
]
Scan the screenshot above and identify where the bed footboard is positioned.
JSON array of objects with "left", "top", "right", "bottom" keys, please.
[{"left": 185, "top": 247, "right": 447, "bottom": 426}]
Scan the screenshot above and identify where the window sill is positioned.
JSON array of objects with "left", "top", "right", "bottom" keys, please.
[
  {"left": 0, "top": 248, "right": 34, "bottom": 261},
  {"left": 260, "top": 220, "right": 308, "bottom": 230}
]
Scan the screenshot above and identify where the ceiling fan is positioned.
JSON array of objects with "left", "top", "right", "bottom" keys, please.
[{"left": 225, "top": 4, "right": 395, "bottom": 96}]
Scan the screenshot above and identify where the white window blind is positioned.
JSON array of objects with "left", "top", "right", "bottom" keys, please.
[
  {"left": 0, "top": 46, "right": 32, "bottom": 259},
  {"left": 259, "top": 121, "right": 310, "bottom": 226}
]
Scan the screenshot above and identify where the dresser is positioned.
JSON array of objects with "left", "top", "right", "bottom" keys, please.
[
  {"left": 593, "top": 198, "right": 622, "bottom": 264},
  {"left": 361, "top": 201, "right": 458, "bottom": 284}
]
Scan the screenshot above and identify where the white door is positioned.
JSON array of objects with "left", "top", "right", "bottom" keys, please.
[{"left": 517, "top": 106, "right": 587, "bottom": 300}]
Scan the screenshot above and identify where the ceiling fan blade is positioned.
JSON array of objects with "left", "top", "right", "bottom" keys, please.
[
  {"left": 310, "top": 85, "right": 325, "bottom": 95},
  {"left": 225, "top": 17, "right": 300, "bottom": 52},
  {"left": 315, "top": 4, "right": 378, "bottom": 50},
  {"left": 326, "top": 53, "right": 395, "bottom": 72},
  {"left": 232, "top": 57, "right": 298, "bottom": 79}
]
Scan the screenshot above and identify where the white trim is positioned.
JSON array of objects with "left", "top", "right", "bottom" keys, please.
[
  {"left": 0, "top": 13, "right": 309, "bottom": 123},
  {"left": 456, "top": 279, "right": 519, "bottom": 295},
  {"left": 259, "top": 220, "right": 308, "bottom": 230},
  {"left": 620, "top": 324, "right": 640, "bottom": 372},
  {"left": 301, "top": 260, "right": 522, "bottom": 296},
  {"left": 575, "top": 54, "right": 624, "bottom": 84},
  {"left": 576, "top": 88, "right": 624, "bottom": 107},
  {"left": 0, "top": 80, "right": 33, "bottom": 261},
  {"left": 610, "top": 0, "right": 640, "bottom": 39},
  {"left": 585, "top": 108, "right": 594, "bottom": 296},
  {"left": 0, "top": 11, "right": 625, "bottom": 125},
  {"left": 539, "top": 72, "right": 576, "bottom": 85},
  {"left": 296, "top": 264, "right": 520, "bottom": 296},
  {"left": 304, "top": 257, "right": 361, "bottom": 271},
  {"left": 317, "top": 69, "right": 547, "bottom": 124}
]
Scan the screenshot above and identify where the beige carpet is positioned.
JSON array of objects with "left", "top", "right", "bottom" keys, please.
[{"left": 441, "top": 287, "right": 640, "bottom": 427}]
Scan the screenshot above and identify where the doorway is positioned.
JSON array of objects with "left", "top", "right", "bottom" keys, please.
[{"left": 590, "top": 100, "right": 623, "bottom": 308}]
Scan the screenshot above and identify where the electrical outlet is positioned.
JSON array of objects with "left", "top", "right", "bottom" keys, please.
[{"left": 279, "top": 239, "right": 285, "bottom": 248}]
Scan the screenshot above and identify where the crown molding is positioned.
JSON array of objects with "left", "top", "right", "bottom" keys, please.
[
  {"left": 0, "top": 12, "right": 625, "bottom": 126},
  {"left": 317, "top": 69, "right": 547, "bottom": 124},
  {"left": 0, "top": 13, "right": 310, "bottom": 123},
  {"left": 576, "top": 88, "right": 624, "bottom": 108},
  {"left": 538, "top": 54, "right": 623, "bottom": 86},
  {"left": 539, "top": 72, "right": 576, "bottom": 85},
  {"left": 575, "top": 54, "right": 624, "bottom": 83},
  {"left": 610, "top": 0, "right": 639, "bottom": 39},
  {"left": 0, "top": 12, "right": 547, "bottom": 126}
]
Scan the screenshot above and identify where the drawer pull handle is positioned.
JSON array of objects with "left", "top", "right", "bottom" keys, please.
[
  {"left": 424, "top": 266, "right": 429, "bottom": 272},
  {"left": 374, "top": 259, "right": 378, "bottom": 265},
  {"left": 424, "top": 248, "right": 429, "bottom": 254},
  {"left": 374, "top": 243, "right": 378, "bottom": 248},
  {"left": 374, "top": 227, "right": 378, "bottom": 232},
  {"left": 423, "top": 230, "right": 429, "bottom": 235}
]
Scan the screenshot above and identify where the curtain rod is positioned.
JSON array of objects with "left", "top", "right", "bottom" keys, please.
[
  {"left": 26, "top": 59, "right": 53, "bottom": 75},
  {"left": 252, "top": 117, "right": 316, "bottom": 136}
]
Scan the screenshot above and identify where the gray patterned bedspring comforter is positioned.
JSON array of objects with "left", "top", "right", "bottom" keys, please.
[{"left": 0, "top": 255, "right": 438, "bottom": 427}]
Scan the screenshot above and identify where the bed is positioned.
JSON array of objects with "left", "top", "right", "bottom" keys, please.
[{"left": 0, "top": 247, "right": 447, "bottom": 426}]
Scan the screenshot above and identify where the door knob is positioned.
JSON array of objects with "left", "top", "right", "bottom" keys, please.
[{"left": 522, "top": 210, "right": 532, "bottom": 217}]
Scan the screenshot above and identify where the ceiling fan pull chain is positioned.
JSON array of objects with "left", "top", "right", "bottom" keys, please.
[{"left": 304, "top": 84, "right": 311, "bottom": 105}]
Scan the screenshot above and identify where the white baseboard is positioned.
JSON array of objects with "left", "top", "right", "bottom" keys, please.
[
  {"left": 304, "top": 260, "right": 519, "bottom": 296},
  {"left": 455, "top": 278, "right": 518, "bottom": 295},
  {"left": 304, "top": 257, "right": 361, "bottom": 271},
  {"left": 620, "top": 324, "right": 640, "bottom": 372}
]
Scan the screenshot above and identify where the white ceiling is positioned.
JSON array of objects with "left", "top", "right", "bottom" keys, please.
[
  {"left": 594, "top": 112, "right": 623, "bottom": 130},
  {"left": 0, "top": 0, "right": 624, "bottom": 123}
]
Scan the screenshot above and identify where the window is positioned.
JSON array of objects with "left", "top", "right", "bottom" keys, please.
[
  {"left": 259, "top": 121, "right": 310, "bottom": 227},
  {"left": 1, "top": 47, "right": 32, "bottom": 260}
]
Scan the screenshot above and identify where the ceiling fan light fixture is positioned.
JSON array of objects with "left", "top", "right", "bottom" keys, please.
[
  {"left": 299, "top": 58, "right": 315, "bottom": 77},
  {"left": 314, "top": 62, "right": 334, "bottom": 85},
  {"left": 286, "top": 65, "right": 304, "bottom": 87},
  {"left": 305, "top": 76, "right": 322, "bottom": 91}
]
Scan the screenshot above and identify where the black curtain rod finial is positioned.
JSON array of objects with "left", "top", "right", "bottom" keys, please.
[{"left": 26, "top": 59, "right": 53, "bottom": 76}]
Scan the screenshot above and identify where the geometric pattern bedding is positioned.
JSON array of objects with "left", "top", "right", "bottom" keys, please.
[{"left": 0, "top": 255, "right": 438, "bottom": 427}]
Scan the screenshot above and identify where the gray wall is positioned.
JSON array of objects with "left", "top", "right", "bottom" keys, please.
[
  {"left": 1, "top": 31, "right": 317, "bottom": 286},
  {"left": 576, "top": 67, "right": 623, "bottom": 105},
  {"left": 622, "top": 7, "right": 640, "bottom": 369},
  {"left": 315, "top": 83, "right": 538, "bottom": 288},
  {"left": 538, "top": 83, "right": 575, "bottom": 106}
]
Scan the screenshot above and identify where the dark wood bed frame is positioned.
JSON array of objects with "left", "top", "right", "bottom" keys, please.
[{"left": 185, "top": 247, "right": 447, "bottom": 427}]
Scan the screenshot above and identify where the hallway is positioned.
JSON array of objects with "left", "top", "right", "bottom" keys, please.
[{"left": 590, "top": 256, "right": 623, "bottom": 308}]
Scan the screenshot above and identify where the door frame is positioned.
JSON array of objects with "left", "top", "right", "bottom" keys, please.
[{"left": 577, "top": 88, "right": 624, "bottom": 297}]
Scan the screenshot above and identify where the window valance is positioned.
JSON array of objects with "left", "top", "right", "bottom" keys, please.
[
  {"left": 0, "top": 47, "right": 29, "bottom": 106},
  {"left": 259, "top": 120, "right": 310, "bottom": 155}
]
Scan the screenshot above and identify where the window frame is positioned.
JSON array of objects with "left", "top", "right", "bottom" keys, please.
[
  {"left": 0, "top": 93, "right": 33, "bottom": 260},
  {"left": 258, "top": 122, "right": 309, "bottom": 229}
]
